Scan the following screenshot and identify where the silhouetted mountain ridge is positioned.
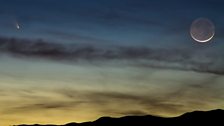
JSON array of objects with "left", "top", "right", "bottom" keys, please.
[{"left": 16, "top": 109, "right": 224, "bottom": 126}]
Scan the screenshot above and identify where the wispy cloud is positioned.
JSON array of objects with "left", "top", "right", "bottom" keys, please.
[{"left": 4, "top": 84, "right": 224, "bottom": 117}]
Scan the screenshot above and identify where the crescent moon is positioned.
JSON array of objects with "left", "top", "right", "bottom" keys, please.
[{"left": 190, "top": 18, "right": 215, "bottom": 43}]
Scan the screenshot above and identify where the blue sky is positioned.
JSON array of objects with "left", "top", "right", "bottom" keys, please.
[
  {"left": 0, "top": 0, "right": 223, "bottom": 47},
  {"left": 0, "top": 0, "right": 224, "bottom": 125}
]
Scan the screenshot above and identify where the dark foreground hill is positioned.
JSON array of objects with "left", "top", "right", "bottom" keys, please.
[{"left": 16, "top": 109, "right": 224, "bottom": 126}]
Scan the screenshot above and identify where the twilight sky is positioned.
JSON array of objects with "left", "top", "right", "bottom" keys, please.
[{"left": 0, "top": 0, "right": 224, "bottom": 125}]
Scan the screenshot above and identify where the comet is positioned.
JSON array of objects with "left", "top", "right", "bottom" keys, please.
[{"left": 15, "top": 22, "right": 20, "bottom": 30}]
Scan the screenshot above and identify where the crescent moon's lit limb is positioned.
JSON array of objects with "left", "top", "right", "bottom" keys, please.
[{"left": 190, "top": 31, "right": 214, "bottom": 43}]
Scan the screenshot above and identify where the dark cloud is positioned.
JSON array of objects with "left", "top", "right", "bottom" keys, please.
[
  {"left": 43, "top": 30, "right": 114, "bottom": 44},
  {"left": 116, "top": 110, "right": 148, "bottom": 116},
  {"left": 86, "top": 91, "right": 185, "bottom": 114},
  {"left": 59, "top": 90, "right": 187, "bottom": 114},
  {"left": 3, "top": 101, "right": 84, "bottom": 114},
  {"left": 0, "top": 37, "right": 224, "bottom": 75},
  {"left": 20, "top": 103, "right": 70, "bottom": 109}
]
